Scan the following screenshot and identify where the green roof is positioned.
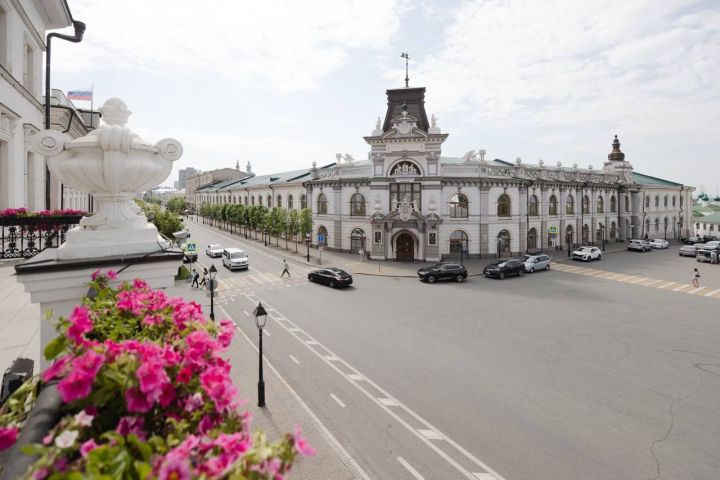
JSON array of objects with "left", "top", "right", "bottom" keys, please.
[
  {"left": 694, "top": 213, "right": 720, "bottom": 224},
  {"left": 633, "top": 172, "right": 683, "bottom": 187}
]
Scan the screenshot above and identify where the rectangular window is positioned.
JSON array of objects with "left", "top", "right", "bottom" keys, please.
[
  {"left": 24, "top": 37, "right": 35, "bottom": 93},
  {"left": 428, "top": 232, "right": 436, "bottom": 245},
  {"left": 374, "top": 231, "right": 382, "bottom": 244},
  {"left": 390, "top": 183, "right": 421, "bottom": 210}
]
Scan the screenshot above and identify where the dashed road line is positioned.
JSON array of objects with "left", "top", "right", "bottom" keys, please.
[
  {"left": 379, "top": 397, "right": 400, "bottom": 407},
  {"left": 704, "top": 289, "right": 720, "bottom": 297},
  {"left": 289, "top": 354, "right": 300, "bottom": 365},
  {"left": 687, "top": 287, "right": 706, "bottom": 295},
  {"left": 330, "top": 393, "right": 346, "bottom": 408},
  {"left": 397, "top": 456, "right": 425, "bottom": 480},
  {"left": 673, "top": 284, "right": 691, "bottom": 292},
  {"left": 658, "top": 282, "right": 676, "bottom": 289},
  {"left": 419, "top": 429, "right": 444, "bottom": 440}
]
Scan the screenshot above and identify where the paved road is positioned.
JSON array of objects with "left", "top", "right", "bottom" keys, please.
[{"left": 186, "top": 221, "right": 720, "bottom": 480}]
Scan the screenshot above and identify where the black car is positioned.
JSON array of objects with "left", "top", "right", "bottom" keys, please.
[
  {"left": 483, "top": 259, "right": 525, "bottom": 279},
  {"left": 308, "top": 268, "right": 353, "bottom": 288},
  {"left": 417, "top": 263, "right": 468, "bottom": 283},
  {"left": 684, "top": 237, "right": 703, "bottom": 245}
]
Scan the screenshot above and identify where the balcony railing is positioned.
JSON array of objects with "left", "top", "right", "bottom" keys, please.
[{"left": 0, "top": 215, "right": 83, "bottom": 259}]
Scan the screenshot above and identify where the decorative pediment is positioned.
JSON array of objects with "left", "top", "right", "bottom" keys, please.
[{"left": 389, "top": 161, "right": 421, "bottom": 177}]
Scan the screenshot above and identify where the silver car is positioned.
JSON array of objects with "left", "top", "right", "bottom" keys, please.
[
  {"left": 521, "top": 254, "right": 551, "bottom": 272},
  {"left": 679, "top": 245, "right": 697, "bottom": 257}
]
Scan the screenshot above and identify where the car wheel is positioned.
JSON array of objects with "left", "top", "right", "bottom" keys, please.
[
  {"left": 598, "top": 254, "right": 602, "bottom": 260},
  {"left": 529, "top": 267, "right": 535, "bottom": 273},
  {"left": 518, "top": 269, "right": 524, "bottom": 277},
  {"left": 499, "top": 272, "right": 505, "bottom": 280},
  {"left": 428, "top": 275, "right": 436, "bottom": 284},
  {"left": 546, "top": 264, "right": 550, "bottom": 270},
  {"left": 455, "top": 274, "right": 464, "bottom": 283},
  {"left": 309, "top": 275, "right": 315, "bottom": 283},
  {"left": 329, "top": 280, "right": 336, "bottom": 288}
]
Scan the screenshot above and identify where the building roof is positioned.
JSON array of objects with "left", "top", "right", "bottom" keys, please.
[
  {"left": 382, "top": 87, "right": 430, "bottom": 133},
  {"left": 196, "top": 164, "right": 335, "bottom": 193},
  {"left": 694, "top": 213, "right": 720, "bottom": 224},
  {"left": 632, "top": 172, "right": 683, "bottom": 187}
]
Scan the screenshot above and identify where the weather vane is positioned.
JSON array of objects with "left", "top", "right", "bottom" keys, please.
[{"left": 401, "top": 52, "right": 409, "bottom": 87}]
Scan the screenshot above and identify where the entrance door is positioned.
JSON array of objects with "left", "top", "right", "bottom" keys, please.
[{"left": 396, "top": 233, "right": 415, "bottom": 261}]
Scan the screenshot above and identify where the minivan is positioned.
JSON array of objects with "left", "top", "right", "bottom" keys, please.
[
  {"left": 627, "top": 239, "right": 651, "bottom": 252},
  {"left": 521, "top": 254, "right": 551, "bottom": 272},
  {"left": 222, "top": 248, "right": 249, "bottom": 270}
]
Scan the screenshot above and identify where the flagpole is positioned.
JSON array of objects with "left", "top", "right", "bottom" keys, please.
[{"left": 90, "top": 84, "right": 94, "bottom": 126}]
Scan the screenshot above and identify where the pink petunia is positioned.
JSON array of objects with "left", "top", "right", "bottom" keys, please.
[
  {"left": 57, "top": 370, "right": 94, "bottom": 403},
  {"left": 0, "top": 427, "right": 19, "bottom": 451},
  {"left": 116, "top": 416, "right": 145, "bottom": 438},
  {"left": 136, "top": 359, "right": 170, "bottom": 401},
  {"left": 176, "top": 366, "right": 192, "bottom": 384},
  {"left": 125, "top": 387, "right": 152, "bottom": 413},
  {"left": 158, "top": 453, "right": 191, "bottom": 480},
  {"left": 158, "top": 383, "right": 176, "bottom": 407},
  {"left": 66, "top": 306, "right": 93, "bottom": 346},
  {"left": 41, "top": 355, "right": 72, "bottom": 382},
  {"left": 79, "top": 439, "right": 99, "bottom": 459},
  {"left": 73, "top": 349, "right": 105, "bottom": 377},
  {"left": 294, "top": 425, "right": 316, "bottom": 457}
]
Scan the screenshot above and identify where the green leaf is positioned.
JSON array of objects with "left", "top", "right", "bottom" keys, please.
[
  {"left": 127, "top": 434, "right": 152, "bottom": 461},
  {"left": 133, "top": 461, "right": 152, "bottom": 479},
  {"left": 20, "top": 443, "right": 46, "bottom": 455},
  {"left": 44, "top": 336, "right": 67, "bottom": 360}
]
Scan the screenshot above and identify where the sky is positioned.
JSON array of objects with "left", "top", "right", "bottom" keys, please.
[{"left": 52, "top": 0, "right": 719, "bottom": 194}]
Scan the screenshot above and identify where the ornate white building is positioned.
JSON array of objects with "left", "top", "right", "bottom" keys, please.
[{"left": 195, "top": 85, "right": 694, "bottom": 261}]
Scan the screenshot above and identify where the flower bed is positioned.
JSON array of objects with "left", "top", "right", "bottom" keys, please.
[
  {"left": 0, "top": 271, "right": 313, "bottom": 479},
  {"left": 0, "top": 208, "right": 87, "bottom": 218}
]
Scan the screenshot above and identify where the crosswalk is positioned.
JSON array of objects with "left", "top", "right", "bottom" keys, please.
[{"left": 552, "top": 262, "right": 720, "bottom": 299}]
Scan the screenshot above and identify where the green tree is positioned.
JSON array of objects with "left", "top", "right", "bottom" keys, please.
[
  {"left": 166, "top": 197, "right": 186, "bottom": 213},
  {"left": 152, "top": 209, "right": 184, "bottom": 238},
  {"left": 287, "top": 209, "right": 300, "bottom": 252},
  {"left": 267, "top": 207, "right": 285, "bottom": 247},
  {"left": 299, "top": 208, "right": 313, "bottom": 244}
]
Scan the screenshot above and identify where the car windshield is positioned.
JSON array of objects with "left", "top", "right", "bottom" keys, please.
[
  {"left": 578, "top": 248, "right": 592, "bottom": 252},
  {"left": 230, "top": 252, "right": 245, "bottom": 259},
  {"left": 521, "top": 255, "right": 531, "bottom": 262},
  {"left": 209, "top": 244, "right": 220, "bottom": 249}
]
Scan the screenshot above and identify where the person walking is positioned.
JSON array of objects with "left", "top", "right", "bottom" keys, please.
[
  {"left": 281, "top": 259, "right": 291, "bottom": 278},
  {"left": 199, "top": 267, "right": 208, "bottom": 289},
  {"left": 711, "top": 249, "right": 718, "bottom": 265},
  {"left": 191, "top": 268, "right": 200, "bottom": 288},
  {"left": 692, "top": 267, "right": 700, "bottom": 288}
]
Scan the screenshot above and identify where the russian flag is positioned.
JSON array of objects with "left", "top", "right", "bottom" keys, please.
[{"left": 67, "top": 88, "right": 93, "bottom": 101}]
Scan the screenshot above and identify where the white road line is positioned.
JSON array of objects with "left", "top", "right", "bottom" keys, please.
[
  {"left": 628, "top": 277, "right": 647, "bottom": 284},
  {"left": 251, "top": 294, "right": 507, "bottom": 480},
  {"left": 419, "top": 429, "right": 444, "bottom": 440},
  {"left": 289, "top": 354, "right": 300, "bottom": 365},
  {"left": 288, "top": 327, "right": 301, "bottom": 332},
  {"left": 397, "top": 457, "right": 425, "bottom": 480},
  {"left": 645, "top": 279, "right": 663, "bottom": 287},
  {"left": 324, "top": 355, "right": 339, "bottom": 361},
  {"left": 263, "top": 330, "right": 270, "bottom": 336},
  {"left": 379, "top": 397, "right": 399, "bottom": 406},
  {"left": 330, "top": 393, "right": 346, "bottom": 408},
  {"left": 658, "top": 282, "right": 676, "bottom": 289},
  {"left": 564, "top": 266, "right": 582, "bottom": 272},
  {"left": 704, "top": 289, "right": 720, "bottom": 297},
  {"left": 687, "top": 287, "right": 706, "bottom": 295},
  {"left": 473, "top": 474, "right": 497, "bottom": 480},
  {"left": 673, "top": 284, "right": 690, "bottom": 291},
  {"left": 348, "top": 373, "right": 364, "bottom": 381},
  {"left": 243, "top": 310, "right": 249, "bottom": 316}
]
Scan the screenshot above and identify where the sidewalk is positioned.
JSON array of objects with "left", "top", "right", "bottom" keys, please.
[{"left": 0, "top": 262, "right": 369, "bottom": 480}]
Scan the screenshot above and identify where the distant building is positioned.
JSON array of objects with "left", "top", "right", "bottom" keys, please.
[
  {"left": 175, "top": 167, "right": 200, "bottom": 190},
  {"left": 185, "top": 167, "right": 247, "bottom": 209},
  {"left": 146, "top": 187, "right": 184, "bottom": 205}
]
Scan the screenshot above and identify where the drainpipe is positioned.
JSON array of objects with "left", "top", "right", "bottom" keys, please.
[{"left": 45, "top": 20, "right": 86, "bottom": 210}]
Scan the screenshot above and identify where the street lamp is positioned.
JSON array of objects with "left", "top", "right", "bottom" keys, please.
[
  {"left": 306, "top": 233, "right": 311, "bottom": 262},
  {"left": 208, "top": 264, "right": 217, "bottom": 322},
  {"left": 253, "top": 302, "right": 268, "bottom": 407},
  {"left": 264, "top": 228, "right": 268, "bottom": 246}
]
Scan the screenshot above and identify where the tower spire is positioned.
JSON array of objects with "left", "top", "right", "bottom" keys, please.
[{"left": 401, "top": 52, "right": 410, "bottom": 87}]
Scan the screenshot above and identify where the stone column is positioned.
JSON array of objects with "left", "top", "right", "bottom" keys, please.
[
  {"left": 479, "top": 186, "right": 490, "bottom": 257},
  {"left": 540, "top": 186, "right": 549, "bottom": 250},
  {"left": 518, "top": 186, "right": 528, "bottom": 255}
]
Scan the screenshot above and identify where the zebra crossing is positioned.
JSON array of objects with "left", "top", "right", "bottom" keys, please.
[{"left": 552, "top": 262, "right": 720, "bottom": 299}]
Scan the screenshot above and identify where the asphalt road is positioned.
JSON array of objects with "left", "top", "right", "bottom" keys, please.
[{"left": 185, "top": 221, "right": 720, "bottom": 480}]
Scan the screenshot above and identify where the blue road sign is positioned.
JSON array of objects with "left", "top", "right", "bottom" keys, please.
[{"left": 318, "top": 234, "right": 325, "bottom": 245}]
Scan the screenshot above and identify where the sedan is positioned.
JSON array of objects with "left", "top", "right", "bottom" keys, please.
[
  {"left": 417, "top": 263, "right": 468, "bottom": 283},
  {"left": 308, "top": 268, "right": 353, "bottom": 288},
  {"left": 679, "top": 245, "right": 697, "bottom": 257},
  {"left": 571, "top": 246, "right": 602, "bottom": 261},
  {"left": 483, "top": 259, "right": 525, "bottom": 279},
  {"left": 649, "top": 239, "right": 669, "bottom": 249},
  {"left": 206, "top": 244, "right": 223, "bottom": 257}
]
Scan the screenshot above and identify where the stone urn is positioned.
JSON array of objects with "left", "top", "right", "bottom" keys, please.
[{"left": 31, "top": 98, "right": 182, "bottom": 259}]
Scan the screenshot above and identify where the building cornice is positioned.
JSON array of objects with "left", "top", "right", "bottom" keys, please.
[
  {"left": 0, "top": 64, "right": 43, "bottom": 111},
  {"left": 9, "top": 0, "right": 46, "bottom": 49}
]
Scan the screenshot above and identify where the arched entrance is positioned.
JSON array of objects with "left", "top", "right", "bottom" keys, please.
[
  {"left": 527, "top": 228, "right": 537, "bottom": 250},
  {"left": 497, "top": 230, "right": 511, "bottom": 257},
  {"left": 350, "top": 228, "right": 365, "bottom": 254},
  {"left": 317, "top": 226, "right": 328, "bottom": 246},
  {"left": 396, "top": 233, "right": 415, "bottom": 262}
]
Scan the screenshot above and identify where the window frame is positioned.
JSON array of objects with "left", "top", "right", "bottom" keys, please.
[
  {"left": 497, "top": 194, "right": 511, "bottom": 217},
  {"left": 449, "top": 193, "right": 469, "bottom": 218}
]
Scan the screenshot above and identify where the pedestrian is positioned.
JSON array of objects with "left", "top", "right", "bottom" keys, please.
[
  {"left": 281, "top": 259, "right": 291, "bottom": 278},
  {"left": 191, "top": 268, "right": 199, "bottom": 288},
  {"left": 199, "top": 267, "right": 208, "bottom": 289},
  {"left": 358, "top": 247, "right": 364, "bottom": 262},
  {"left": 692, "top": 267, "right": 700, "bottom": 288}
]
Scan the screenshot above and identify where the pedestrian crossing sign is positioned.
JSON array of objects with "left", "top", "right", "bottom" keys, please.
[{"left": 548, "top": 226, "right": 558, "bottom": 235}]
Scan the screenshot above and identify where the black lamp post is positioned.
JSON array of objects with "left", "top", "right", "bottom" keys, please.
[
  {"left": 208, "top": 264, "right": 217, "bottom": 322},
  {"left": 664, "top": 222, "right": 668, "bottom": 240},
  {"left": 264, "top": 228, "right": 268, "bottom": 246},
  {"left": 306, "top": 233, "right": 311, "bottom": 262},
  {"left": 253, "top": 302, "right": 268, "bottom": 407}
]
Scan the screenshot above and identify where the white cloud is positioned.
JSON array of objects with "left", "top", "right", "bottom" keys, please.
[{"left": 54, "top": 0, "right": 409, "bottom": 93}]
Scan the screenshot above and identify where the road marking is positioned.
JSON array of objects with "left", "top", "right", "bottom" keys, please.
[
  {"left": 289, "top": 354, "right": 300, "bottom": 365},
  {"left": 288, "top": 327, "right": 301, "bottom": 332},
  {"left": 263, "top": 330, "right": 270, "bottom": 336},
  {"left": 644, "top": 279, "right": 663, "bottom": 287},
  {"left": 657, "top": 282, "right": 676, "bottom": 289},
  {"left": 687, "top": 287, "right": 706, "bottom": 295},
  {"left": 673, "top": 284, "right": 692, "bottom": 292},
  {"left": 628, "top": 277, "right": 647, "bottom": 284},
  {"left": 379, "top": 397, "right": 400, "bottom": 407},
  {"left": 564, "top": 266, "right": 582, "bottom": 272},
  {"left": 473, "top": 474, "right": 497, "bottom": 480},
  {"left": 348, "top": 373, "right": 364, "bottom": 381},
  {"left": 704, "top": 289, "right": 720, "bottom": 297},
  {"left": 324, "top": 355, "right": 339, "bottom": 361},
  {"left": 419, "top": 429, "right": 444, "bottom": 440},
  {"left": 305, "top": 340, "right": 319, "bottom": 345},
  {"left": 397, "top": 457, "right": 425, "bottom": 480},
  {"left": 330, "top": 393, "right": 346, "bottom": 408}
]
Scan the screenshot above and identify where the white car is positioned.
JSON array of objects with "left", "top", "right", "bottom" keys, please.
[
  {"left": 649, "top": 239, "right": 669, "bottom": 249},
  {"left": 205, "top": 244, "right": 223, "bottom": 257},
  {"left": 571, "top": 246, "right": 602, "bottom": 261}
]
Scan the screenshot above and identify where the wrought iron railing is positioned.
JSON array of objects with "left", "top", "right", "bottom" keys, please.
[{"left": 0, "top": 216, "right": 83, "bottom": 259}]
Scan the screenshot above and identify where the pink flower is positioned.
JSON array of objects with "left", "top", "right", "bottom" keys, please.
[
  {"left": 199, "top": 366, "right": 237, "bottom": 412},
  {"left": 136, "top": 359, "right": 170, "bottom": 402},
  {"left": 116, "top": 416, "right": 145, "bottom": 438},
  {"left": 107, "top": 270, "right": 118, "bottom": 280},
  {"left": 158, "top": 383, "right": 176, "bottom": 407},
  {"left": 184, "top": 393, "right": 204, "bottom": 413},
  {"left": 74, "top": 410, "right": 94, "bottom": 427},
  {"left": 57, "top": 370, "right": 94, "bottom": 403},
  {"left": 158, "top": 453, "right": 191, "bottom": 480},
  {"left": 33, "top": 467, "right": 50, "bottom": 479},
  {"left": 0, "top": 427, "right": 19, "bottom": 451},
  {"left": 176, "top": 366, "right": 192, "bottom": 384},
  {"left": 294, "top": 425, "right": 316, "bottom": 457},
  {"left": 73, "top": 349, "right": 105, "bottom": 377},
  {"left": 217, "top": 319, "right": 234, "bottom": 349},
  {"left": 125, "top": 387, "right": 152, "bottom": 413},
  {"left": 91, "top": 269, "right": 101, "bottom": 281},
  {"left": 199, "top": 415, "right": 214, "bottom": 434},
  {"left": 80, "top": 439, "right": 98, "bottom": 458},
  {"left": 41, "top": 355, "right": 72, "bottom": 382},
  {"left": 66, "top": 306, "right": 93, "bottom": 345}
]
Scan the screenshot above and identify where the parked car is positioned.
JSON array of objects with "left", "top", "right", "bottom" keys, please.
[
  {"left": 649, "top": 239, "right": 669, "bottom": 249},
  {"left": 521, "top": 254, "right": 551, "bottom": 272},
  {"left": 483, "top": 259, "right": 525, "bottom": 279},
  {"left": 627, "top": 239, "right": 652, "bottom": 252},
  {"left": 206, "top": 244, "right": 224, "bottom": 257},
  {"left": 571, "top": 246, "right": 602, "bottom": 261},
  {"left": 683, "top": 237, "right": 702, "bottom": 245},
  {"left": 417, "top": 263, "right": 468, "bottom": 283},
  {"left": 702, "top": 240, "right": 720, "bottom": 250},
  {"left": 679, "top": 244, "right": 698, "bottom": 257},
  {"left": 696, "top": 249, "right": 716, "bottom": 263},
  {"left": 308, "top": 268, "right": 353, "bottom": 288},
  {"left": 222, "top": 248, "right": 249, "bottom": 270},
  {"left": 693, "top": 243, "right": 707, "bottom": 254}
]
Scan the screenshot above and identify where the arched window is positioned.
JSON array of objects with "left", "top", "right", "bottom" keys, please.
[
  {"left": 350, "top": 193, "right": 366, "bottom": 216},
  {"left": 548, "top": 195, "right": 558, "bottom": 215},
  {"left": 244, "top": 196, "right": 248, "bottom": 205},
  {"left": 497, "top": 230, "right": 511, "bottom": 256},
  {"left": 582, "top": 195, "right": 590, "bottom": 214},
  {"left": 497, "top": 194, "right": 511, "bottom": 217},
  {"left": 287, "top": 194, "right": 294, "bottom": 210},
  {"left": 300, "top": 194, "right": 307, "bottom": 209},
  {"left": 449, "top": 230, "right": 468, "bottom": 254},
  {"left": 664, "top": 196, "right": 668, "bottom": 207},
  {"left": 597, "top": 196, "right": 604, "bottom": 214},
  {"left": 317, "top": 193, "right": 328, "bottom": 214},
  {"left": 566, "top": 195, "right": 575, "bottom": 214},
  {"left": 655, "top": 195, "right": 659, "bottom": 207},
  {"left": 610, "top": 195, "right": 617, "bottom": 213},
  {"left": 610, "top": 221, "right": 617, "bottom": 240},
  {"left": 645, "top": 218, "right": 650, "bottom": 234},
  {"left": 267, "top": 194, "right": 272, "bottom": 207},
  {"left": 277, "top": 195, "right": 282, "bottom": 208},
  {"left": 258, "top": 195, "right": 262, "bottom": 206},
  {"left": 527, "top": 227, "right": 537, "bottom": 249},
  {"left": 645, "top": 196, "right": 650, "bottom": 208},
  {"left": 528, "top": 195, "right": 539, "bottom": 216},
  {"left": 565, "top": 225, "right": 574, "bottom": 246},
  {"left": 672, "top": 196, "right": 676, "bottom": 207},
  {"left": 449, "top": 193, "right": 469, "bottom": 218},
  {"left": 654, "top": 218, "right": 659, "bottom": 232},
  {"left": 625, "top": 195, "right": 630, "bottom": 212},
  {"left": 350, "top": 228, "right": 365, "bottom": 254}
]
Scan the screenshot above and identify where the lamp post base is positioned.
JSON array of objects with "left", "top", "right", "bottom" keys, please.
[{"left": 257, "top": 381, "right": 265, "bottom": 407}]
